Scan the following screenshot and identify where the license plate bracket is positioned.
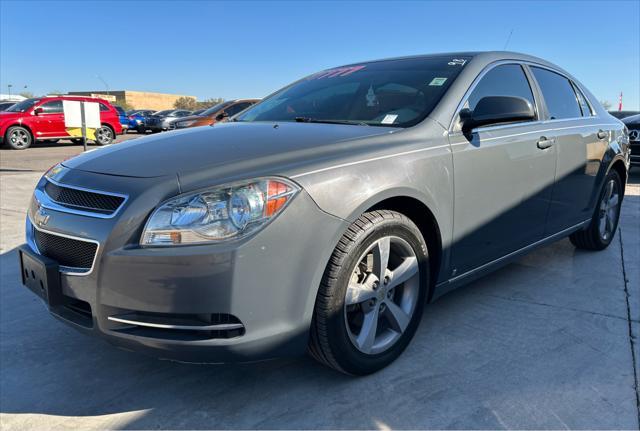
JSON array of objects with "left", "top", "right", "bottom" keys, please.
[{"left": 19, "top": 246, "right": 63, "bottom": 307}]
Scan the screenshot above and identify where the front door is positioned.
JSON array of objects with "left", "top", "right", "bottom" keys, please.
[
  {"left": 448, "top": 63, "right": 557, "bottom": 276},
  {"left": 32, "top": 100, "right": 65, "bottom": 139}
]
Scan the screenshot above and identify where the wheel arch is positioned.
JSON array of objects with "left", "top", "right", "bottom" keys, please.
[
  {"left": 4, "top": 123, "right": 34, "bottom": 140},
  {"left": 608, "top": 157, "right": 628, "bottom": 195},
  {"left": 366, "top": 195, "right": 443, "bottom": 302},
  {"left": 101, "top": 122, "right": 116, "bottom": 137}
]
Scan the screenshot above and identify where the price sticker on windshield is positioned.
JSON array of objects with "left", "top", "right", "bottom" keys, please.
[{"left": 429, "top": 77, "right": 447, "bottom": 86}]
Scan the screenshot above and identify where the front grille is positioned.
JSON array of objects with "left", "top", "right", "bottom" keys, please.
[
  {"left": 34, "top": 229, "right": 97, "bottom": 271},
  {"left": 44, "top": 181, "right": 124, "bottom": 215}
]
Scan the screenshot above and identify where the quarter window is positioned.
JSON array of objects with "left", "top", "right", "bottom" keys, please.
[
  {"left": 40, "top": 100, "right": 63, "bottom": 114},
  {"left": 531, "top": 67, "right": 582, "bottom": 120},
  {"left": 572, "top": 83, "right": 593, "bottom": 117},
  {"left": 99, "top": 103, "right": 110, "bottom": 112},
  {"left": 465, "top": 64, "right": 536, "bottom": 114}
]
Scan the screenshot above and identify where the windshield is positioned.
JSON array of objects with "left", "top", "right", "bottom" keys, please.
[
  {"left": 6, "top": 98, "right": 40, "bottom": 113},
  {"left": 237, "top": 56, "right": 470, "bottom": 127},
  {"left": 201, "top": 102, "right": 230, "bottom": 116}
]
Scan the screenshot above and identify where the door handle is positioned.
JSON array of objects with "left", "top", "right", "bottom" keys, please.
[
  {"left": 597, "top": 130, "right": 607, "bottom": 140},
  {"left": 537, "top": 136, "right": 555, "bottom": 149}
]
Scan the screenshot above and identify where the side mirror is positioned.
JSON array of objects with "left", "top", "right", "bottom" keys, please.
[
  {"left": 215, "top": 111, "right": 229, "bottom": 121},
  {"left": 33, "top": 107, "right": 43, "bottom": 115},
  {"left": 461, "top": 96, "right": 535, "bottom": 132}
]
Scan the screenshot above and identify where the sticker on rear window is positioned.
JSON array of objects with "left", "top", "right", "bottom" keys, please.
[
  {"left": 381, "top": 114, "right": 398, "bottom": 124},
  {"left": 429, "top": 77, "right": 447, "bottom": 86}
]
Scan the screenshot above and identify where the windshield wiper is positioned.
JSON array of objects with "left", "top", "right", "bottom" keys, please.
[{"left": 294, "top": 117, "right": 369, "bottom": 126}]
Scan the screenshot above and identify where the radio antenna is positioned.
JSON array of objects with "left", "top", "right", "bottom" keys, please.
[{"left": 503, "top": 29, "right": 514, "bottom": 50}]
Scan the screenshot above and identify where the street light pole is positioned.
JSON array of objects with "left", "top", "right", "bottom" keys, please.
[{"left": 7, "top": 84, "right": 12, "bottom": 99}]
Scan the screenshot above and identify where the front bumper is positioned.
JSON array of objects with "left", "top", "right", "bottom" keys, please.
[{"left": 21, "top": 169, "right": 347, "bottom": 362}]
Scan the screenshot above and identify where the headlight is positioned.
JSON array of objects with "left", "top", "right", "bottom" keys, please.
[
  {"left": 175, "top": 120, "right": 197, "bottom": 129},
  {"left": 141, "top": 177, "right": 299, "bottom": 246},
  {"left": 135, "top": 119, "right": 142, "bottom": 124}
]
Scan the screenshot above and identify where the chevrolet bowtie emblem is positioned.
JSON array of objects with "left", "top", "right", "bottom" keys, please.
[{"left": 34, "top": 206, "right": 50, "bottom": 227}]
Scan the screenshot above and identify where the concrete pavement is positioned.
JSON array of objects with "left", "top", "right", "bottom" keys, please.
[{"left": 0, "top": 161, "right": 638, "bottom": 429}]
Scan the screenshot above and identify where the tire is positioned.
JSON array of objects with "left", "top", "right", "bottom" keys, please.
[
  {"left": 71, "top": 138, "right": 84, "bottom": 145},
  {"left": 309, "top": 210, "right": 429, "bottom": 375},
  {"left": 137, "top": 126, "right": 146, "bottom": 134},
  {"left": 569, "top": 169, "right": 623, "bottom": 250},
  {"left": 95, "top": 125, "right": 114, "bottom": 146},
  {"left": 4, "top": 126, "right": 32, "bottom": 150}
]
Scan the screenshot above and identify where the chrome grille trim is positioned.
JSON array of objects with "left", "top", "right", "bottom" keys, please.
[
  {"left": 39, "top": 177, "right": 128, "bottom": 219},
  {"left": 27, "top": 217, "right": 100, "bottom": 276}
]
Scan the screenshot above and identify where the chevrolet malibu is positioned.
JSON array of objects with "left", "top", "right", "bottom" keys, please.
[{"left": 19, "top": 52, "right": 629, "bottom": 375}]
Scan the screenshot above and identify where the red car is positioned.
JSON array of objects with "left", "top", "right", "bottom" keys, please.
[{"left": 0, "top": 96, "right": 123, "bottom": 150}]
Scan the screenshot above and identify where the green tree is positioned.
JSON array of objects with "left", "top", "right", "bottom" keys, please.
[
  {"left": 115, "top": 98, "right": 135, "bottom": 111},
  {"left": 174, "top": 97, "right": 224, "bottom": 111},
  {"left": 19, "top": 91, "right": 34, "bottom": 98},
  {"left": 174, "top": 97, "right": 199, "bottom": 110}
]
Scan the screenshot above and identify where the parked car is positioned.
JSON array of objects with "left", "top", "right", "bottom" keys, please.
[
  {"left": 0, "top": 101, "right": 16, "bottom": 111},
  {"left": 1, "top": 96, "right": 122, "bottom": 149},
  {"left": 172, "top": 99, "right": 260, "bottom": 129},
  {"left": 144, "top": 109, "right": 192, "bottom": 132},
  {"left": 609, "top": 110, "right": 640, "bottom": 119},
  {"left": 18, "top": 52, "right": 629, "bottom": 375},
  {"left": 622, "top": 114, "right": 639, "bottom": 168},
  {"left": 127, "top": 109, "right": 156, "bottom": 133},
  {"left": 113, "top": 105, "right": 129, "bottom": 133}
]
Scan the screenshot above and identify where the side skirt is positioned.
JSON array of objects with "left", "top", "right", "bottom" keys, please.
[{"left": 431, "top": 219, "right": 591, "bottom": 301}]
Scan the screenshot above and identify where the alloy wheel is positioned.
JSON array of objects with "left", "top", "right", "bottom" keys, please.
[
  {"left": 96, "top": 127, "right": 112, "bottom": 145},
  {"left": 9, "top": 129, "right": 29, "bottom": 149},
  {"left": 598, "top": 178, "right": 620, "bottom": 241},
  {"left": 344, "top": 236, "right": 420, "bottom": 355}
]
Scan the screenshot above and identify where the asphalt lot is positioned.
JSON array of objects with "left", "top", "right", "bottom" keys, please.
[{"left": 0, "top": 139, "right": 638, "bottom": 429}]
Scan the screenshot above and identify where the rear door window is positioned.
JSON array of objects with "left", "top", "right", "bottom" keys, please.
[{"left": 531, "top": 67, "right": 582, "bottom": 120}]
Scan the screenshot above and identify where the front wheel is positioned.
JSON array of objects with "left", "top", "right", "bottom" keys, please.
[
  {"left": 309, "top": 210, "right": 428, "bottom": 375},
  {"left": 4, "top": 126, "right": 33, "bottom": 150},
  {"left": 569, "top": 170, "right": 623, "bottom": 250},
  {"left": 95, "top": 126, "right": 114, "bottom": 145}
]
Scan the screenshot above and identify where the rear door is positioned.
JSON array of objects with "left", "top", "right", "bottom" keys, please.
[
  {"left": 448, "top": 63, "right": 557, "bottom": 276},
  {"left": 528, "top": 66, "right": 605, "bottom": 233}
]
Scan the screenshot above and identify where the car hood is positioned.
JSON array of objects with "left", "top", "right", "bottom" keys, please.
[
  {"left": 0, "top": 111, "right": 24, "bottom": 121},
  {"left": 62, "top": 122, "right": 397, "bottom": 179}
]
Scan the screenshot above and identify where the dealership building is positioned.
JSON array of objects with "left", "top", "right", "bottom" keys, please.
[{"left": 67, "top": 90, "right": 196, "bottom": 110}]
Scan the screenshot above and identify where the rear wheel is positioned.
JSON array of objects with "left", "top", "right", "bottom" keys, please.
[
  {"left": 5, "top": 126, "right": 32, "bottom": 150},
  {"left": 95, "top": 125, "right": 114, "bottom": 145},
  {"left": 569, "top": 170, "right": 623, "bottom": 250},
  {"left": 309, "top": 210, "right": 428, "bottom": 375}
]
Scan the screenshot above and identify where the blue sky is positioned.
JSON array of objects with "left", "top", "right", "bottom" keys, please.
[{"left": 1, "top": 0, "right": 639, "bottom": 109}]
